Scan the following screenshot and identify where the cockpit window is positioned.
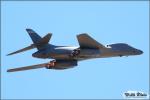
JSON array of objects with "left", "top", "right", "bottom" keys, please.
[{"left": 106, "top": 45, "right": 112, "bottom": 48}]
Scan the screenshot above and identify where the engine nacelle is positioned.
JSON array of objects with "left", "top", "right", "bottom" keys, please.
[
  {"left": 70, "top": 48, "right": 80, "bottom": 57},
  {"left": 46, "top": 60, "right": 77, "bottom": 70}
]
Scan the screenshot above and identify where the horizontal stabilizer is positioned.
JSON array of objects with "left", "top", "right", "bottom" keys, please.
[
  {"left": 7, "top": 44, "right": 35, "bottom": 56},
  {"left": 38, "top": 33, "right": 52, "bottom": 45},
  {"left": 7, "top": 63, "right": 47, "bottom": 72},
  {"left": 77, "top": 33, "right": 106, "bottom": 49}
]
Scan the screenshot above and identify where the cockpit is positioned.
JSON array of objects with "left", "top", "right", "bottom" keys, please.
[
  {"left": 106, "top": 43, "right": 135, "bottom": 50},
  {"left": 105, "top": 43, "right": 143, "bottom": 55}
]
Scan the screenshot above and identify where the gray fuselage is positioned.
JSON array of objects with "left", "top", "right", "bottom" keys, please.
[{"left": 32, "top": 43, "right": 143, "bottom": 61}]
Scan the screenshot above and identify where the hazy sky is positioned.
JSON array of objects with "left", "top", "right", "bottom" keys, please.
[{"left": 1, "top": 1, "right": 149, "bottom": 99}]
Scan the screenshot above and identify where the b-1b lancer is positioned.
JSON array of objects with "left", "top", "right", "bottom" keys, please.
[{"left": 7, "top": 29, "right": 143, "bottom": 72}]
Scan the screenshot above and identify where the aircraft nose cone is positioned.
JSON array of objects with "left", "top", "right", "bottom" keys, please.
[{"left": 138, "top": 50, "right": 143, "bottom": 55}]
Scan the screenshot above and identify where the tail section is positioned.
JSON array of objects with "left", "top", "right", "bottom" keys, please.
[
  {"left": 38, "top": 33, "right": 52, "bottom": 45},
  {"left": 26, "top": 29, "right": 42, "bottom": 44},
  {"left": 7, "top": 29, "right": 52, "bottom": 56},
  {"left": 26, "top": 29, "right": 52, "bottom": 50}
]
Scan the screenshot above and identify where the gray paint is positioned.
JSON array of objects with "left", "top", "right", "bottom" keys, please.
[{"left": 7, "top": 29, "right": 143, "bottom": 72}]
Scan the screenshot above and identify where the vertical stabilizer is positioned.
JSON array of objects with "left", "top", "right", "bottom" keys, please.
[
  {"left": 26, "top": 29, "right": 42, "bottom": 44},
  {"left": 26, "top": 29, "right": 52, "bottom": 50}
]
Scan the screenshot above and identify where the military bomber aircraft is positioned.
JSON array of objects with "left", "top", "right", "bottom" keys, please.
[{"left": 7, "top": 29, "right": 143, "bottom": 72}]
